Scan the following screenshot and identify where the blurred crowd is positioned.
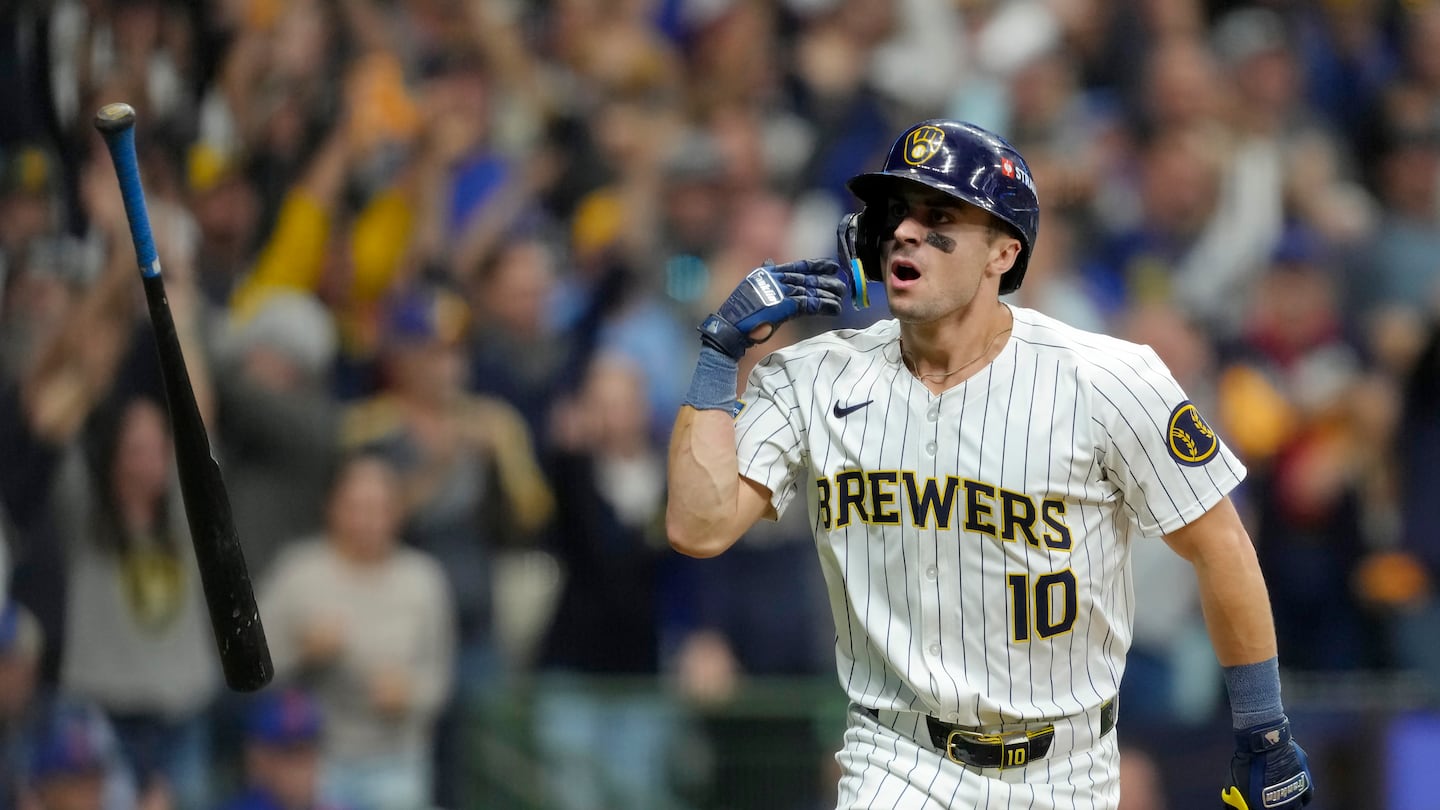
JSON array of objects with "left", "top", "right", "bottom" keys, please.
[{"left": 0, "top": 0, "right": 1438, "bottom": 808}]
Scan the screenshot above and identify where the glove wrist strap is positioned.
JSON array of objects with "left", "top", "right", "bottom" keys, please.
[
  {"left": 1236, "top": 719, "right": 1292, "bottom": 753},
  {"left": 698, "top": 314, "right": 750, "bottom": 360}
]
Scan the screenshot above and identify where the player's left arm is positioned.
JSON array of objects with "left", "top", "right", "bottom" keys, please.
[
  {"left": 1088, "top": 341, "right": 1312, "bottom": 810},
  {"left": 1162, "top": 496, "right": 1275, "bottom": 667},
  {"left": 1164, "top": 499, "right": 1315, "bottom": 810}
]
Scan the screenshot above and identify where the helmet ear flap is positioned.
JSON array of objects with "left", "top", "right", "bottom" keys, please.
[
  {"left": 836, "top": 207, "right": 887, "bottom": 309},
  {"left": 835, "top": 212, "right": 871, "bottom": 309},
  {"left": 855, "top": 205, "right": 886, "bottom": 282}
]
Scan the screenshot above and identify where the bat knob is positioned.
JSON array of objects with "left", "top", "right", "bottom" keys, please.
[{"left": 94, "top": 103, "right": 137, "bottom": 134}]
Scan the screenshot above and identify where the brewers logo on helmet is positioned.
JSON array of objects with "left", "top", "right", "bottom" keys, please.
[{"left": 903, "top": 125, "right": 947, "bottom": 166}]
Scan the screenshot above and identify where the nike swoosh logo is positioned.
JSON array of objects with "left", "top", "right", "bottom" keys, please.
[{"left": 833, "top": 400, "right": 873, "bottom": 418}]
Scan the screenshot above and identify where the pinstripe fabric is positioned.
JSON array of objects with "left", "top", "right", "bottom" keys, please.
[{"left": 733, "top": 306, "right": 1243, "bottom": 805}]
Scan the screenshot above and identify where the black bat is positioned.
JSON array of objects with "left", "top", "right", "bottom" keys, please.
[{"left": 94, "top": 102, "right": 273, "bottom": 692}]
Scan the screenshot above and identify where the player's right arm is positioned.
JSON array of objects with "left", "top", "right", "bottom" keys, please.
[
  {"left": 665, "top": 259, "right": 847, "bottom": 558},
  {"left": 666, "top": 407, "right": 774, "bottom": 557}
]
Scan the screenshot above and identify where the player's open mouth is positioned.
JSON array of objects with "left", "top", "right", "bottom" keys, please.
[{"left": 891, "top": 260, "right": 920, "bottom": 283}]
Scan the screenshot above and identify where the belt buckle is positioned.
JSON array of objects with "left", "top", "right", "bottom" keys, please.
[{"left": 944, "top": 728, "right": 1039, "bottom": 770}]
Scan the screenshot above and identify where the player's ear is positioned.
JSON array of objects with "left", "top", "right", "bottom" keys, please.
[{"left": 986, "top": 232, "right": 1022, "bottom": 279}]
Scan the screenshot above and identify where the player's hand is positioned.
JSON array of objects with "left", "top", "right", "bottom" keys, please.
[
  {"left": 699, "top": 259, "right": 846, "bottom": 359},
  {"left": 1220, "top": 718, "right": 1313, "bottom": 809}
]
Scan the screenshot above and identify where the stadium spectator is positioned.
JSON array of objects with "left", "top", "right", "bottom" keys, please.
[
  {"left": 20, "top": 699, "right": 140, "bottom": 810},
  {"left": 51, "top": 395, "right": 220, "bottom": 810},
  {"left": 259, "top": 452, "right": 454, "bottom": 810},
  {"left": 1219, "top": 228, "right": 1393, "bottom": 671},
  {"left": 465, "top": 237, "right": 572, "bottom": 446},
  {"left": 342, "top": 284, "right": 552, "bottom": 676},
  {"left": 212, "top": 292, "right": 342, "bottom": 582},
  {"left": 532, "top": 352, "right": 680, "bottom": 810},
  {"left": 216, "top": 688, "right": 343, "bottom": 810}
]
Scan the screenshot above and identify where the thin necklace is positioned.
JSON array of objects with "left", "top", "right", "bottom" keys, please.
[{"left": 901, "top": 326, "right": 1013, "bottom": 383}]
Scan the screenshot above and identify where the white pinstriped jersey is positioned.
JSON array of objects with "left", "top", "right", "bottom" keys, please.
[{"left": 734, "top": 306, "right": 1244, "bottom": 728}]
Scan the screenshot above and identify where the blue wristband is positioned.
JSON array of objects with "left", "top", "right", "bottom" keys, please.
[
  {"left": 1224, "top": 656, "right": 1285, "bottom": 730},
  {"left": 684, "top": 347, "right": 740, "bottom": 412}
]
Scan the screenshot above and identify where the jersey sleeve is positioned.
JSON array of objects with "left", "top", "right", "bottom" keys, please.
[
  {"left": 1091, "top": 345, "right": 1246, "bottom": 536},
  {"left": 733, "top": 353, "right": 807, "bottom": 519}
]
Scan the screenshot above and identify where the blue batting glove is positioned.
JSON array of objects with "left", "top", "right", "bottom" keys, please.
[
  {"left": 698, "top": 259, "right": 846, "bottom": 359},
  {"left": 1220, "top": 718, "right": 1314, "bottom": 809}
]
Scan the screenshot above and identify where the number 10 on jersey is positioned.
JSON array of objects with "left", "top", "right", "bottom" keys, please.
[{"left": 1006, "top": 570, "right": 1078, "bottom": 642}]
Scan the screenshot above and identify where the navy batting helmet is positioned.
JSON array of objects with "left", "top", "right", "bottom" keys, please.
[{"left": 845, "top": 120, "right": 1039, "bottom": 295}]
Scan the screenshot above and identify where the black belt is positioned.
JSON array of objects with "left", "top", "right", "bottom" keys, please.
[{"left": 861, "top": 699, "right": 1115, "bottom": 770}]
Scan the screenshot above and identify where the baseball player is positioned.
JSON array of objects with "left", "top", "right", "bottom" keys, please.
[{"left": 666, "top": 119, "right": 1314, "bottom": 809}]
